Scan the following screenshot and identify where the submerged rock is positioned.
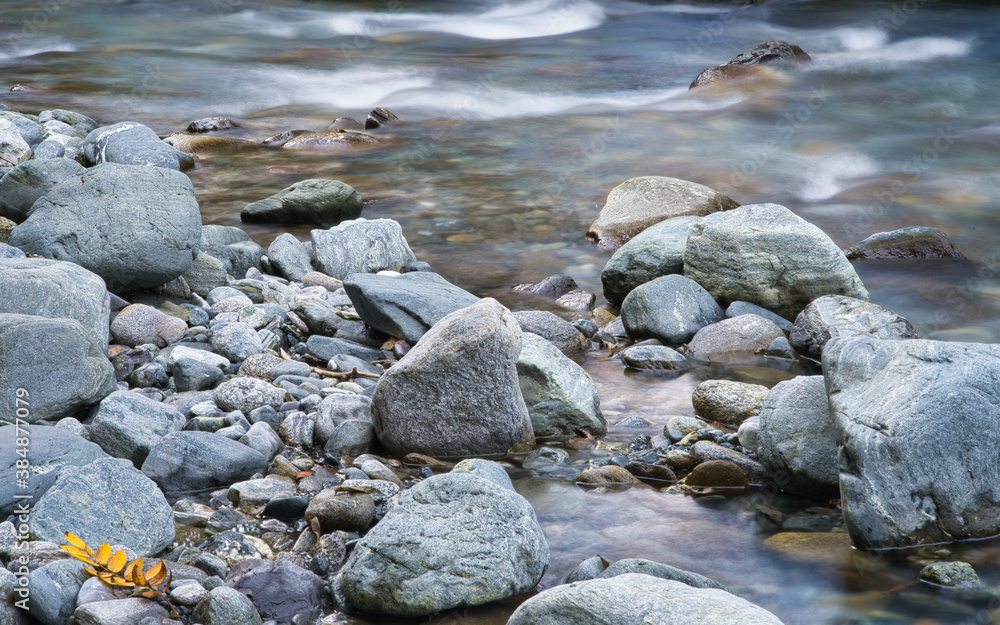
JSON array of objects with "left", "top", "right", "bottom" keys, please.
[
  {"left": 281, "top": 130, "right": 378, "bottom": 149},
  {"left": 187, "top": 116, "right": 241, "bottom": 133},
  {"left": 507, "top": 573, "right": 785, "bottom": 625},
  {"left": 241, "top": 179, "right": 362, "bottom": 225},
  {"left": 845, "top": 226, "right": 966, "bottom": 260},
  {"left": 164, "top": 132, "right": 260, "bottom": 155},
  {"left": 824, "top": 337, "right": 1000, "bottom": 549},
  {"left": 340, "top": 465, "right": 548, "bottom": 617},
  {"left": 690, "top": 40, "right": 811, "bottom": 89},
  {"left": 371, "top": 299, "right": 535, "bottom": 457},
  {"left": 683, "top": 203, "right": 868, "bottom": 321},
  {"left": 790, "top": 294, "right": 915, "bottom": 360},
  {"left": 691, "top": 379, "right": 768, "bottom": 426},
  {"left": 621, "top": 344, "right": 689, "bottom": 371},
  {"left": 587, "top": 176, "right": 737, "bottom": 249}
]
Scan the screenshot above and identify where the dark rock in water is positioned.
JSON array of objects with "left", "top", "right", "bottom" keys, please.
[
  {"left": 686, "top": 314, "right": 791, "bottom": 364},
  {"left": 199, "top": 225, "right": 266, "bottom": 277},
  {"left": 790, "top": 295, "right": 915, "bottom": 360},
  {"left": 10, "top": 163, "right": 202, "bottom": 293},
  {"left": 624, "top": 462, "right": 677, "bottom": 484},
  {"left": 691, "top": 40, "right": 811, "bottom": 89},
  {"left": 164, "top": 132, "right": 261, "bottom": 155},
  {"left": 621, "top": 344, "right": 689, "bottom": 371},
  {"left": 261, "top": 129, "right": 311, "bottom": 148},
  {"left": 507, "top": 573, "right": 786, "bottom": 625},
  {"left": 187, "top": 116, "right": 241, "bottom": 133},
  {"left": 281, "top": 130, "right": 378, "bottom": 149},
  {"left": 600, "top": 559, "right": 726, "bottom": 591},
  {"left": 588, "top": 176, "right": 738, "bottom": 250},
  {"left": 684, "top": 460, "right": 748, "bottom": 492},
  {"left": 514, "top": 310, "right": 584, "bottom": 353},
  {"left": 824, "top": 337, "right": 1000, "bottom": 549},
  {"left": 29, "top": 457, "right": 175, "bottom": 556},
  {"left": 82, "top": 121, "right": 180, "bottom": 170},
  {"left": 684, "top": 203, "right": 868, "bottom": 321},
  {"left": 0, "top": 314, "right": 116, "bottom": 423},
  {"left": 518, "top": 332, "right": 605, "bottom": 437},
  {"left": 575, "top": 465, "right": 640, "bottom": 489},
  {"left": 757, "top": 376, "right": 838, "bottom": 497},
  {"left": 366, "top": 106, "right": 400, "bottom": 130},
  {"left": 242, "top": 179, "right": 362, "bottom": 225},
  {"left": 621, "top": 274, "right": 723, "bottom": 345},
  {"left": 601, "top": 216, "right": 701, "bottom": 306},
  {"left": 513, "top": 274, "right": 578, "bottom": 299},
  {"left": 345, "top": 271, "right": 479, "bottom": 343},
  {"left": 846, "top": 226, "right": 966, "bottom": 260},
  {"left": 225, "top": 559, "right": 323, "bottom": 622},
  {"left": 328, "top": 116, "right": 364, "bottom": 131},
  {"left": 0, "top": 425, "right": 107, "bottom": 516},
  {"left": 142, "top": 431, "right": 269, "bottom": 495},
  {"left": 918, "top": 562, "right": 982, "bottom": 589},
  {"left": 340, "top": 466, "right": 548, "bottom": 617},
  {"left": 691, "top": 380, "right": 767, "bottom": 426},
  {"left": 371, "top": 299, "right": 535, "bottom": 457},
  {"left": 0, "top": 158, "right": 84, "bottom": 223},
  {"left": 89, "top": 390, "right": 186, "bottom": 466},
  {"left": 192, "top": 586, "right": 262, "bottom": 625},
  {"left": 311, "top": 217, "right": 416, "bottom": 279},
  {"left": 691, "top": 441, "right": 767, "bottom": 483},
  {"left": 0, "top": 257, "right": 110, "bottom": 351}
]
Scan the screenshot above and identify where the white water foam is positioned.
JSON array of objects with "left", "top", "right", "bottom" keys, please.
[
  {"left": 807, "top": 27, "right": 972, "bottom": 71},
  {"left": 790, "top": 151, "right": 879, "bottom": 201},
  {"left": 322, "top": 0, "right": 606, "bottom": 41}
]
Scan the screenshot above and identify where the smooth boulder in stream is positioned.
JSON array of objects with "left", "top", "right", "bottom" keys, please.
[
  {"left": 824, "top": 337, "right": 1000, "bottom": 549},
  {"left": 340, "top": 463, "right": 548, "bottom": 617},
  {"left": 371, "top": 298, "right": 535, "bottom": 457}
]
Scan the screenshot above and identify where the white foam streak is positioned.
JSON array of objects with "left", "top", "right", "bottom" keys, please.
[
  {"left": 811, "top": 35, "right": 972, "bottom": 70},
  {"left": 792, "top": 152, "right": 879, "bottom": 201}
]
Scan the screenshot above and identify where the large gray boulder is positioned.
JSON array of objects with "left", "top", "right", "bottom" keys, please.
[
  {"left": 790, "top": 295, "right": 915, "bottom": 360},
  {"left": 756, "top": 376, "right": 838, "bottom": 497},
  {"left": 507, "top": 573, "right": 785, "bottom": 625},
  {"left": 345, "top": 271, "right": 479, "bottom": 343},
  {"left": 340, "top": 466, "right": 548, "bottom": 617},
  {"left": 9, "top": 163, "right": 202, "bottom": 293},
  {"left": 88, "top": 390, "right": 187, "bottom": 466},
  {"left": 311, "top": 218, "right": 416, "bottom": 279},
  {"left": 26, "top": 560, "right": 88, "bottom": 625},
  {"left": 142, "top": 431, "right": 269, "bottom": 495},
  {"left": 0, "top": 158, "right": 85, "bottom": 222},
  {"left": 620, "top": 274, "right": 723, "bottom": 345},
  {"left": 686, "top": 314, "right": 791, "bottom": 364},
  {"left": 517, "top": 332, "right": 605, "bottom": 437},
  {"left": 371, "top": 298, "right": 535, "bottom": 457},
  {"left": 198, "top": 226, "right": 265, "bottom": 277},
  {"left": 241, "top": 179, "right": 362, "bottom": 225},
  {"left": 28, "top": 457, "right": 175, "bottom": 557},
  {"left": 0, "top": 257, "right": 109, "bottom": 351},
  {"left": 684, "top": 203, "right": 868, "bottom": 321},
  {"left": 0, "top": 314, "right": 116, "bottom": 423},
  {"left": 824, "top": 337, "right": 1000, "bottom": 549},
  {"left": 601, "top": 215, "right": 701, "bottom": 306},
  {"left": 587, "top": 176, "right": 738, "bottom": 249},
  {"left": 0, "top": 425, "right": 107, "bottom": 516},
  {"left": 82, "top": 121, "right": 180, "bottom": 170}
]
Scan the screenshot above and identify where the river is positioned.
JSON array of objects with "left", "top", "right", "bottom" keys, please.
[{"left": 2, "top": 0, "right": 999, "bottom": 623}]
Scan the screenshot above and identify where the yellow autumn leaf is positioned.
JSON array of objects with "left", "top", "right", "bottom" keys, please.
[
  {"left": 61, "top": 545, "right": 98, "bottom": 566},
  {"left": 97, "top": 571, "right": 114, "bottom": 584},
  {"left": 107, "top": 550, "right": 127, "bottom": 573},
  {"left": 83, "top": 566, "right": 98, "bottom": 577},
  {"left": 95, "top": 543, "right": 111, "bottom": 566},
  {"left": 64, "top": 532, "right": 93, "bottom": 556},
  {"left": 145, "top": 561, "right": 167, "bottom": 587}
]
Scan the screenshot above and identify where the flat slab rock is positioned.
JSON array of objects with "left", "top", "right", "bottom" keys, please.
[
  {"left": 824, "top": 337, "right": 1000, "bottom": 549},
  {"left": 507, "top": 573, "right": 785, "bottom": 625}
]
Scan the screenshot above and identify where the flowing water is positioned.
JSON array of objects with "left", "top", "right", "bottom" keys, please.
[{"left": 3, "top": 0, "right": 1000, "bottom": 623}]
